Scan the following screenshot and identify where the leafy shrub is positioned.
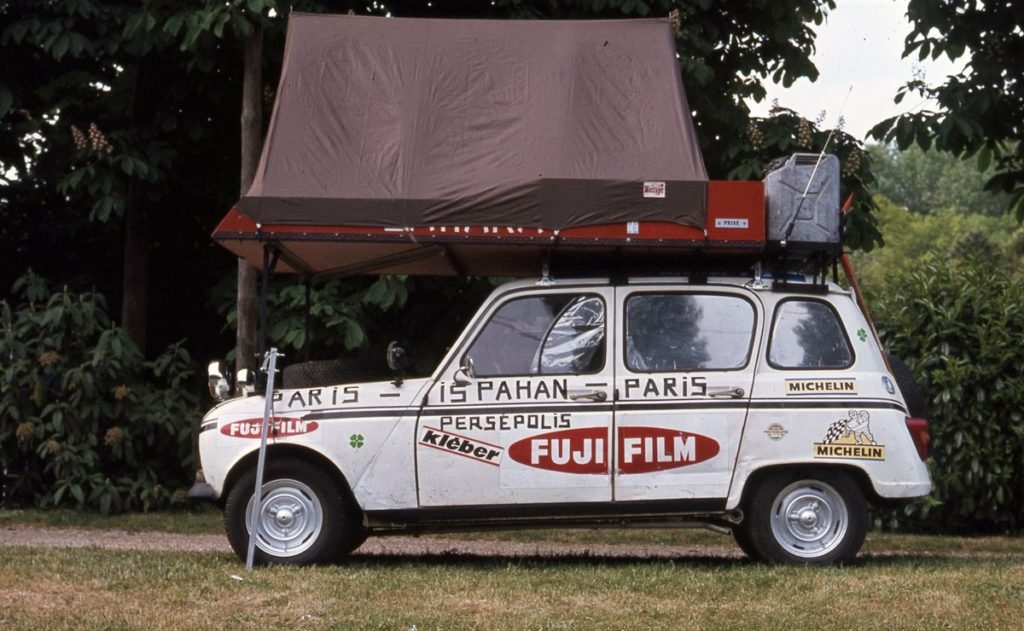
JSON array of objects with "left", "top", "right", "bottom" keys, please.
[
  {"left": 872, "top": 257, "right": 1024, "bottom": 532},
  {"left": 0, "top": 271, "right": 199, "bottom": 513},
  {"left": 210, "top": 274, "right": 495, "bottom": 376}
]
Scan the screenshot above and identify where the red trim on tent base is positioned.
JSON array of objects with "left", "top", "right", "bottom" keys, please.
[{"left": 213, "top": 180, "right": 765, "bottom": 278}]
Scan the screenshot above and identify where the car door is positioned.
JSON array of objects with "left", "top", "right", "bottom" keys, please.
[
  {"left": 613, "top": 284, "right": 762, "bottom": 502},
  {"left": 416, "top": 286, "right": 615, "bottom": 507}
]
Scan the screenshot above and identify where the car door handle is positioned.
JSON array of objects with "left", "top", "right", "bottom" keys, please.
[
  {"left": 569, "top": 390, "right": 608, "bottom": 402},
  {"left": 707, "top": 386, "right": 745, "bottom": 398}
]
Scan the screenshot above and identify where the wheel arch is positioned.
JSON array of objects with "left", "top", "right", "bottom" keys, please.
[
  {"left": 220, "top": 444, "right": 363, "bottom": 521},
  {"left": 735, "top": 462, "right": 882, "bottom": 512}
]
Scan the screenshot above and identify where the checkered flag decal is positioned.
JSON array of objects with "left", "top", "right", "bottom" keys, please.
[{"left": 821, "top": 419, "right": 848, "bottom": 444}]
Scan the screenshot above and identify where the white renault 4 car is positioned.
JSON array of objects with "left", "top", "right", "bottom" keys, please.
[{"left": 193, "top": 274, "right": 931, "bottom": 565}]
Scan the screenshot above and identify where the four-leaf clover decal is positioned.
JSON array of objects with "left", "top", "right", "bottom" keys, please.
[{"left": 349, "top": 434, "right": 365, "bottom": 449}]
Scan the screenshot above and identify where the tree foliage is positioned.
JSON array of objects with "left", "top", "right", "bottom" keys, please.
[
  {"left": 869, "top": 0, "right": 1024, "bottom": 222},
  {"left": 2, "top": 0, "right": 869, "bottom": 361},
  {"left": 872, "top": 258, "right": 1024, "bottom": 533},
  {"left": 851, "top": 196, "right": 1023, "bottom": 291},
  {"left": 0, "top": 272, "right": 199, "bottom": 513},
  {"left": 736, "top": 105, "right": 879, "bottom": 250},
  {"left": 868, "top": 144, "right": 1011, "bottom": 216},
  {"left": 212, "top": 275, "right": 496, "bottom": 376}
]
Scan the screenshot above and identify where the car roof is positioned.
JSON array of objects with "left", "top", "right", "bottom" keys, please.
[{"left": 497, "top": 275, "right": 849, "bottom": 295}]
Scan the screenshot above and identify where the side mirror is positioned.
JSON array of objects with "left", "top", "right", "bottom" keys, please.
[
  {"left": 454, "top": 355, "right": 477, "bottom": 386},
  {"left": 386, "top": 341, "right": 410, "bottom": 372},
  {"left": 207, "top": 361, "right": 231, "bottom": 402},
  {"left": 235, "top": 368, "right": 255, "bottom": 397},
  {"left": 461, "top": 355, "right": 477, "bottom": 378}
]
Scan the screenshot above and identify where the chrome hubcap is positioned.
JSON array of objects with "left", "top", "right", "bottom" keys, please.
[
  {"left": 246, "top": 478, "right": 322, "bottom": 557},
  {"left": 770, "top": 480, "right": 848, "bottom": 559}
]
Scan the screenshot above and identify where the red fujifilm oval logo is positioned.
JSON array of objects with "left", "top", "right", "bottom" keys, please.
[
  {"left": 499, "top": 426, "right": 721, "bottom": 475},
  {"left": 508, "top": 427, "right": 608, "bottom": 474},
  {"left": 618, "top": 426, "right": 719, "bottom": 474},
  {"left": 220, "top": 417, "right": 318, "bottom": 439}
]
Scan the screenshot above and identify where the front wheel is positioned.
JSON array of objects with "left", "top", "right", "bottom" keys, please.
[
  {"left": 741, "top": 470, "right": 866, "bottom": 565},
  {"left": 224, "top": 457, "right": 363, "bottom": 565}
]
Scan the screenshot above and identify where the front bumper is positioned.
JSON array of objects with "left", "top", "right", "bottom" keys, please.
[{"left": 186, "top": 469, "right": 216, "bottom": 502}]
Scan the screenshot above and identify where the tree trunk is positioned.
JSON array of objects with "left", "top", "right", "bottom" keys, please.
[
  {"left": 121, "top": 181, "right": 149, "bottom": 354},
  {"left": 236, "top": 24, "right": 263, "bottom": 371}
]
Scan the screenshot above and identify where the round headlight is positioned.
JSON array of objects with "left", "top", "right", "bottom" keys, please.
[{"left": 207, "top": 360, "right": 231, "bottom": 401}]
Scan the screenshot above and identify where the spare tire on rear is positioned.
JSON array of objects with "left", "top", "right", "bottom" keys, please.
[
  {"left": 887, "top": 354, "right": 928, "bottom": 418},
  {"left": 282, "top": 359, "right": 361, "bottom": 389}
]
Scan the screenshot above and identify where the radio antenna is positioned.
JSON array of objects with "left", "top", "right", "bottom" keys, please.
[{"left": 781, "top": 85, "right": 853, "bottom": 247}]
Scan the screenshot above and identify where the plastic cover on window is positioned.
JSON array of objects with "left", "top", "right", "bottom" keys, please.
[{"left": 538, "top": 297, "right": 605, "bottom": 374}]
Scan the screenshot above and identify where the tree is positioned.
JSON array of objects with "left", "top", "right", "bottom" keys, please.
[
  {"left": 869, "top": 0, "right": 1024, "bottom": 222},
  {"left": 850, "top": 196, "right": 1022, "bottom": 291},
  {"left": 867, "top": 144, "right": 1011, "bottom": 216},
  {"left": 2, "top": 0, "right": 878, "bottom": 365},
  {"left": 237, "top": 23, "right": 263, "bottom": 372},
  {"left": 0, "top": 1, "right": 281, "bottom": 355}
]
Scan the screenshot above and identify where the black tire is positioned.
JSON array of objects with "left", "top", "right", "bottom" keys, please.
[
  {"left": 224, "top": 457, "right": 364, "bottom": 565},
  {"left": 887, "top": 354, "right": 928, "bottom": 418},
  {"left": 282, "top": 359, "right": 360, "bottom": 389},
  {"left": 732, "top": 523, "right": 762, "bottom": 561},
  {"left": 744, "top": 470, "right": 867, "bottom": 565}
]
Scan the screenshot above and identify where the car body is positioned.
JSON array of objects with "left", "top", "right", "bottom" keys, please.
[{"left": 193, "top": 274, "right": 931, "bottom": 565}]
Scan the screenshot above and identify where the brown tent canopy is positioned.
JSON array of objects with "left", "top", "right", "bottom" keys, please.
[{"left": 218, "top": 13, "right": 728, "bottom": 276}]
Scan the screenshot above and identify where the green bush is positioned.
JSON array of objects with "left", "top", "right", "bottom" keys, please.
[
  {"left": 210, "top": 274, "right": 496, "bottom": 376},
  {"left": 0, "top": 272, "right": 199, "bottom": 513},
  {"left": 872, "top": 257, "right": 1024, "bottom": 532}
]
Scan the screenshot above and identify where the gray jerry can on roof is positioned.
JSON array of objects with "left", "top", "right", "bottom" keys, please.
[{"left": 765, "top": 153, "right": 841, "bottom": 250}]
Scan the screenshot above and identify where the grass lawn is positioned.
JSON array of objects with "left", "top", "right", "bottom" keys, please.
[
  {"left": 2, "top": 509, "right": 1023, "bottom": 629},
  {"left": 1, "top": 545, "right": 1022, "bottom": 629},
  {"left": 0, "top": 506, "right": 224, "bottom": 535}
]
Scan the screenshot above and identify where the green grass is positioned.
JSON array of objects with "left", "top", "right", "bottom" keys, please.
[
  {"left": 3, "top": 509, "right": 1023, "bottom": 628},
  {"left": 0, "top": 507, "right": 223, "bottom": 535},
  {"left": 1, "top": 546, "right": 1022, "bottom": 629}
]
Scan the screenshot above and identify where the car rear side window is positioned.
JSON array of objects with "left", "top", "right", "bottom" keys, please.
[
  {"left": 625, "top": 293, "right": 755, "bottom": 372},
  {"left": 466, "top": 294, "right": 605, "bottom": 377},
  {"left": 769, "top": 300, "right": 853, "bottom": 369}
]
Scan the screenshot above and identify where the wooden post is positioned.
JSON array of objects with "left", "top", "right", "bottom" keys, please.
[{"left": 237, "top": 24, "right": 263, "bottom": 372}]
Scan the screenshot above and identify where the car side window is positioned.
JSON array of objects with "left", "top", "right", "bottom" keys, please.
[
  {"left": 625, "top": 293, "right": 755, "bottom": 372},
  {"left": 466, "top": 294, "right": 605, "bottom": 377},
  {"left": 768, "top": 300, "right": 853, "bottom": 369}
]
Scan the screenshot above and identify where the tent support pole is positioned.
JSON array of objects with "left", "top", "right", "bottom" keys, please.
[
  {"left": 256, "top": 245, "right": 281, "bottom": 361},
  {"left": 303, "top": 276, "right": 312, "bottom": 362}
]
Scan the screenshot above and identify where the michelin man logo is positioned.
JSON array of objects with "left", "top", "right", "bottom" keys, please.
[
  {"left": 814, "top": 410, "right": 886, "bottom": 460},
  {"left": 822, "top": 410, "right": 875, "bottom": 445}
]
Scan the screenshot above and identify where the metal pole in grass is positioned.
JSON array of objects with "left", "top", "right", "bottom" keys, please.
[{"left": 246, "top": 347, "right": 282, "bottom": 572}]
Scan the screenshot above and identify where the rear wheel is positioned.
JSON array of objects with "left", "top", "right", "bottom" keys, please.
[
  {"left": 224, "top": 457, "right": 363, "bottom": 565},
  {"left": 744, "top": 470, "right": 866, "bottom": 565}
]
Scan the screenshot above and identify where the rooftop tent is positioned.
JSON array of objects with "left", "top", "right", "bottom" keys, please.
[{"left": 215, "top": 13, "right": 722, "bottom": 277}]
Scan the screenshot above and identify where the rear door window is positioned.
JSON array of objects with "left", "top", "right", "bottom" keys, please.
[
  {"left": 768, "top": 299, "right": 853, "bottom": 369},
  {"left": 625, "top": 293, "right": 755, "bottom": 372}
]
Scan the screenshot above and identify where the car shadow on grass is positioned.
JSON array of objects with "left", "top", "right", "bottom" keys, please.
[
  {"left": 346, "top": 550, "right": 750, "bottom": 569},
  {"left": 340, "top": 550, "right": 1023, "bottom": 569}
]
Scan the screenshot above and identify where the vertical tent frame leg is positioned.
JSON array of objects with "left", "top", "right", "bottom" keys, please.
[
  {"left": 256, "top": 245, "right": 280, "bottom": 360},
  {"left": 303, "top": 275, "right": 312, "bottom": 362}
]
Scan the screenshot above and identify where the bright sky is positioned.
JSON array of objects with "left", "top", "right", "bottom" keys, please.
[{"left": 747, "top": 0, "right": 961, "bottom": 141}]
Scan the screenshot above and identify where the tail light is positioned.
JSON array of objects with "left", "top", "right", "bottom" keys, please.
[{"left": 905, "top": 417, "right": 930, "bottom": 460}]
